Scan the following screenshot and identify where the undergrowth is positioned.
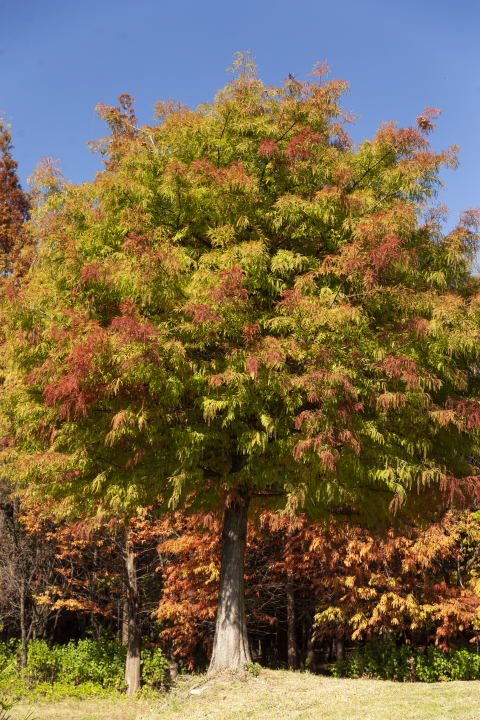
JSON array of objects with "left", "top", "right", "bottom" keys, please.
[
  {"left": 333, "top": 635, "right": 480, "bottom": 682},
  {"left": 0, "top": 636, "right": 170, "bottom": 701},
  {"left": 3, "top": 633, "right": 480, "bottom": 708}
]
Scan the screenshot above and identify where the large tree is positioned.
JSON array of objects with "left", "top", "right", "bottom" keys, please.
[{"left": 2, "top": 54, "right": 480, "bottom": 672}]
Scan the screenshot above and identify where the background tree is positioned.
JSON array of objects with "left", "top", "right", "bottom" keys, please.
[
  {"left": 0, "top": 117, "right": 31, "bottom": 282},
  {"left": 2, "top": 53, "right": 480, "bottom": 673},
  {"left": 0, "top": 494, "right": 58, "bottom": 671},
  {"left": 156, "top": 507, "right": 480, "bottom": 669}
]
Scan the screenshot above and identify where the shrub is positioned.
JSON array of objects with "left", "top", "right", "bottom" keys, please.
[
  {"left": 140, "top": 646, "right": 170, "bottom": 689},
  {"left": 0, "top": 636, "right": 170, "bottom": 698},
  {"left": 332, "top": 635, "right": 480, "bottom": 682}
]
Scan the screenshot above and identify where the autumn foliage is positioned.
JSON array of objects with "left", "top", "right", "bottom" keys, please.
[
  {"left": 152, "top": 509, "right": 480, "bottom": 668},
  {"left": 3, "top": 504, "right": 480, "bottom": 673},
  {"left": 0, "top": 117, "right": 31, "bottom": 281}
]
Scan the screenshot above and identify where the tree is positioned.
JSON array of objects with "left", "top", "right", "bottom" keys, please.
[
  {"left": 2, "top": 52, "right": 480, "bottom": 673},
  {"left": 20, "top": 509, "right": 163, "bottom": 694},
  {"left": 0, "top": 494, "right": 59, "bottom": 671},
  {"left": 0, "top": 116, "right": 31, "bottom": 281}
]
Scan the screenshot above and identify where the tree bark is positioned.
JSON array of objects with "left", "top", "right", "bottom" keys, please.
[
  {"left": 335, "top": 636, "right": 345, "bottom": 661},
  {"left": 20, "top": 577, "right": 27, "bottom": 675},
  {"left": 168, "top": 645, "right": 178, "bottom": 680},
  {"left": 121, "top": 598, "right": 129, "bottom": 647},
  {"left": 124, "top": 533, "right": 141, "bottom": 695},
  {"left": 208, "top": 491, "right": 252, "bottom": 673},
  {"left": 307, "top": 634, "right": 316, "bottom": 673},
  {"left": 261, "top": 636, "right": 268, "bottom": 666},
  {"left": 117, "top": 601, "right": 122, "bottom": 642},
  {"left": 286, "top": 569, "right": 297, "bottom": 670}
]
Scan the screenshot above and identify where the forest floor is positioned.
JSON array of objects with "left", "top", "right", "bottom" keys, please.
[{"left": 11, "top": 669, "right": 480, "bottom": 720}]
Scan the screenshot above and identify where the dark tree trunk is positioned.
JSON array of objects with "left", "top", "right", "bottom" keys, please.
[
  {"left": 47, "top": 609, "right": 61, "bottom": 647},
  {"left": 307, "top": 634, "right": 316, "bottom": 673},
  {"left": 122, "top": 598, "right": 129, "bottom": 647},
  {"left": 276, "top": 616, "right": 287, "bottom": 664},
  {"left": 124, "top": 534, "right": 141, "bottom": 694},
  {"left": 208, "top": 492, "right": 252, "bottom": 673},
  {"left": 20, "top": 577, "right": 27, "bottom": 675},
  {"left": 335, "top": 636, "right": 345, "bottom": 661},
  {"left": 299, "top": 617, "right": 306, "bottom": 672},
  {"left": 261, "top": 636, "right": 268, "bottom": 666},
  {"left": 286, "top": 569, "right": 297, "bottom": 670},
  {"left": 117, "top": 601, "right": 122, "bottom": 642}
]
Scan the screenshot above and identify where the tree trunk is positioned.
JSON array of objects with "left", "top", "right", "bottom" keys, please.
[
  {"left": 286, "top": 569, "right": 297, "bottom": 670},
  {"left": 261, "top": 636, "right": 268, "bottom": 666},
  {"left": 307, "top": 634, "right": 316, "bottom": 673},
  {"left": 47, "top": 609, "right": 61, "bottom": 647},
  {"left": 208, "top": 492, "right": 252, "bottom": 673},
  {"left": 117, "top": 601, "right": 122, "bottom": 642},
  {"left": 124, "top": 533, "right": 141, "bottom": 695},
  {"left": 20, "top": 577, "right": 27, "bottom": 675},
  {"left": 335, "top": 636, "right": 345, "bottom": 661},
  {"left": 168, "top": 645, "right": 178, "bottom": 680},
  {"left": 122, "top": 598, "right": 129, "bottom": 646},
  {"left": 299, "top": 617, "right": 306, "bottom": 672}
]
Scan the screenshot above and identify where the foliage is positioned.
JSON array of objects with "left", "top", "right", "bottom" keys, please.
[
  {"left": 0, "top": 116, "right": 32, "bottom": 281},
  {"left": 155, "top": 508, "right": 480, "bottom": 662},
  {"left": 312, "top": 509, "right": 480, "bottom": 650},
  {"left": 244, "top": 661, "right": 261, "bottom": 677},
  {"left": 0, "top": 637, "right": 170, "bottom": 699},
  {"left": 0, "top": 499, "right": 168, "bottom": 658},
  {"left": 3, "top": 502, "right": 480, "bottom": 675},
  {"left": 2, "top": 54, "right": 480, "bottom": 535},
  {"left": 333, "top": 634, "right": 480, "bottom": 682},
  {"left": 140, "top": 644, "right": 171, "bottom": 689}
]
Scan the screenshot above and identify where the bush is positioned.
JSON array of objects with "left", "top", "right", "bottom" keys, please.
[
  {"left": 24, "top": 637, "right": 126, "bottom": 689},
  {"left": 332, "top": 635, "right": 480, "bottom": 682},
  {"left": 0, "top": 636, "right": 170, "bottom": 698},
  {"left": 140, "top": 646, "right": 170, "bottom": 689}
]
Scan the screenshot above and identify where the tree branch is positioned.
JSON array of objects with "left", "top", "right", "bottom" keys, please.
[{"left": 347, "top": 151, "right": 394, "bottom": 194}]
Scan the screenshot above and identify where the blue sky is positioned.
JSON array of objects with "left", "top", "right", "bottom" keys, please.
[{"left": 1, "top": 0, "right": 479, "bottom": 231}]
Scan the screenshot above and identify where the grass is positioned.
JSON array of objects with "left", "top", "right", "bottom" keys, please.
[
  {"left": 10, "top": 670, "right": 480, "bottom": 720},
  {"left": 9, "top": 696, "right": 152, "bottom": 720}
]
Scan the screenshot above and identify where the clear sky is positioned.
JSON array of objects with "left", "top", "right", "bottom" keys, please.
[{"left": 1, "top": 0, "right": 479, "bottom": 231}]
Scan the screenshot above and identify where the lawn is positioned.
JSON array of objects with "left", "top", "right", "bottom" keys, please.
[{"left": 11, "top": 670, "right": 480, "bottom": 720}]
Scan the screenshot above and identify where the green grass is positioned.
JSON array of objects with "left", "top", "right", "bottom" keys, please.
[{"left": 10, "top": 670, "right": 480, "bottom": 720}]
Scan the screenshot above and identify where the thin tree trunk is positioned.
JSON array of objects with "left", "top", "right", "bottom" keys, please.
[
  {"left": 117, "top": 601, "right": 122, "bottom": 642},
  {"left": 168, "top": 645, "right": 178, "bottom": 680},
  {"left": 335, "top": 636, "right": 345, "bottom": 661},
  {"left": 47, "top": 609, "right": 61, "bottom": 647},
  {"left": 124, "top": 533, "right": 141, "bottom": 695},
  {"left": 261, "top": 636, "right": 268, "bottom": 666},
  {"left": 307, "top": 634, "right": 316, "bottom": 673},
  {"left": 20, "top": 577, "right": 27, "bottom": 675},
  {"left": 286, "top": 569, "right": 297, "bottom": 670},
  {"left": 122, "top": 598, "right": 129, "bottom": 647},
  {"left": 299, "top": 617, "right": 306, "bottom": 672},
  {"left": 208, "top": 491, "right": 252, "bottom": 673}
]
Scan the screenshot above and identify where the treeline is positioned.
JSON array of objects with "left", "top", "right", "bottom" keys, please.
[{"left": 2, "top": 498, "right": 480, "bottom": 680}]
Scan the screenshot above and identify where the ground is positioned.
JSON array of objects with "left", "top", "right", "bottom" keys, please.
[{"left": 11, "top": 670, "right": 480, "bottom": 720}]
